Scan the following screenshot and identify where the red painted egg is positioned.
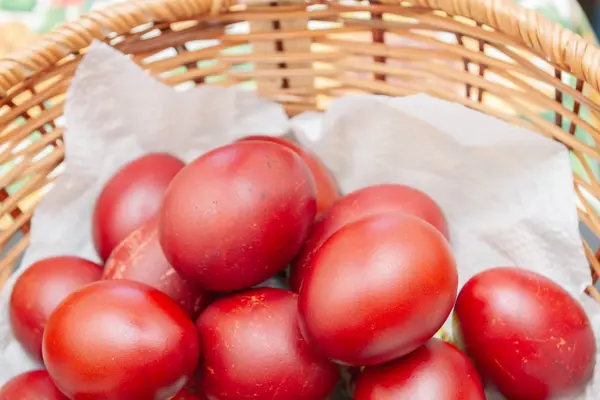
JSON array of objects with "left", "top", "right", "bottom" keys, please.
[
  {"left": 93, "top": 153, "right": 184, "bottom": 261},
  {"left": 196, "top": 288, "right": 339, "bottom": 400},
  {"left": 9, "top": 256, "right": 102, "bottom": 362},
  {"left": 103, "top": 218, "right": 210, "bottom": 318},
  {"left": 159, "top": 141, "right": 316, "bottom": 291},
  {"left": 289, "top": 184, "right": 447, "bottom": 292},
  {"left": 454, "top": 267, "right": 596, "bottom": 400},
  {"left": 354, "top": 339, "right": 485, "bottom": 400},
  {"left": 239, "top": 135, "right": 339, "bottom": 215},
  {"left": 43, "top": 280, "right": 199, "bottom": 400},
  {"left": 0, "top": 370, "right": 67, "bottom": 400},
  {"left": 299, "top": 214, "right": 457, "bottom": 366}
]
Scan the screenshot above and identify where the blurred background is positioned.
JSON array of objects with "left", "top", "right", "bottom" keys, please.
[{"left": 0, "top": 0, "right": 598, "bottom": 58}]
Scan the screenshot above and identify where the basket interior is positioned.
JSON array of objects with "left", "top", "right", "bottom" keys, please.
[{"left": 1, "top": 0, "right": 600, "bottom": 297}]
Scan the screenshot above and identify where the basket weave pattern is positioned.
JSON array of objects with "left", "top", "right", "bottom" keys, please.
[{"left": 0, "top": 0, "right": 600, "bottom": 299}]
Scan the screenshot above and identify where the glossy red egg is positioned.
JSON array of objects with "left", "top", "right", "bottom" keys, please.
[
  {"left": 9, "top": 256, "right": 103, "bottom": 362},
  {"left": 43, "top": 280, "right": 199, "bottom": 400},
  {"left": 289, "top": 184, "right": 448, "bottom": 292},
  {"left": 103, "top": 218, "right": 209, "bottom": 318},
  {"left": 160, "top": 141, "right": 316, "bottom": 291},
  {"left": 354, "top": 339, "right": 485, "bottom": 400},
  {"left": 298, "top": 214, "right": 457, "bottom": 366},
  {"left": 93, "top": 153, "right": 184, "bottom": 261},
  {"left": 239, "top": 135, "right": 340, "bottom": 215},
  {"left": 0, "top": 370, "right": 67, "bottom": 400},
  {"left": 454, "top": 267, "right": 596, "bottom": 400},
  {"left": 196, "top": 288, "right": 340, "bottom": 400}
]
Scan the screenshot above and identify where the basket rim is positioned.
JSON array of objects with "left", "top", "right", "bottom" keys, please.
[{"left": 0, "top": 0, "right": 599, "bottom": 97}]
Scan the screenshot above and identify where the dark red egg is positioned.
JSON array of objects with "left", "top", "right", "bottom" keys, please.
[
  {"left": 239, "top": 135, "right": 340, "bottom": 215},
  {"left": 289, "top": 184, "right": 448, "bottom": 292},
  {"left": 103, "top": 218, "right": 210, "bottom": 318},
  {"left": 354, "top": 339, "right": 485, "bottom": 400},
  {"left": 93, "top": 153, "right": 184, "bottom": 261},
  {"left": 454, "top": 267, "right": 596, "bottom": 400},
  {"left": 196, "top": 288, "right": 339, "bottom": 400},
  {"left": 43, "top": 280, "right": 199, "bottom": 400},
  {"left": 159, "top": 141, "right": 316, "bottom": 291},
  {"left": 0, "top": 370, "right": 68, "bottom": 400},
  {"left": 9, "top": 256, "right": 103, "bottom": 362},
  {"left": 298, "top": 214, "right": 457, "bottom": 366}
]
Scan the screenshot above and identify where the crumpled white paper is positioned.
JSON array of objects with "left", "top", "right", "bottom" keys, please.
[{"left": 0, "top": 40, "right": 598, "bottom": 399}]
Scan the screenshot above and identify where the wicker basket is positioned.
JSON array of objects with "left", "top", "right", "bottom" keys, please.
[{"left": 0, "top": 0, "right": 600, "bottom": 301}]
